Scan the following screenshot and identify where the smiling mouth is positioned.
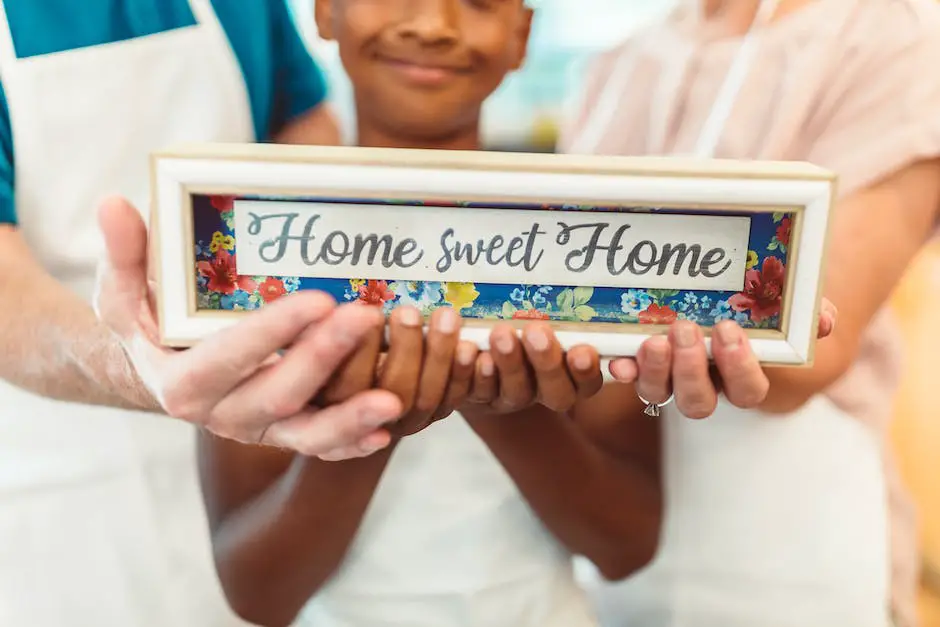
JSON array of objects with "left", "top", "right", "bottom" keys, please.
[{"left": 377, "top": 56, "right": 470, "bottom": 86}]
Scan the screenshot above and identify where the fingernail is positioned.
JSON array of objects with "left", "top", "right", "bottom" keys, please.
[
  {"left": 572, "top": 352, "right": 592, "bottom": 371},
  {"left": 480, "top": 356, "right": 495, "bottom": 377},
  {"left": 436, "top": 308, "right": 458, "bottom": 334},
  {"left": 526, "top": 327, "right": 550, "bottom": 352},
  {"left": 675, "top": 323, "right": 698, "bottom": 349},
  {"left": 457, "top": 342, "right": 476, "bottom": 366},
  {"left": 715, "top": 322, "right": 741, "bottom": 348},
  {"left": 645, "top": 335, "right": 669, "bottom": 364},
  {"left": 399, "top": 307, "right": 421, "bottom": 327},
  {"left": 494, "top": 332, "right": 515, "bottom": 355}
]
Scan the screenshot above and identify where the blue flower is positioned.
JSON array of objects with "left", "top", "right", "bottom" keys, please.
[
  {"left": 283, "top": 277, "right": 301, "bottom": 292},
  {"left": 708, "top": 300, "right": 734, "bottom": 323},
  {"left": 509, "top": 287, "right": 526, "bottom": 303},
  {"left": 621, "top": 289, "right": 653, "bottom": 316},
  {"left": 533, "top": 291, "right": 547, "bottom": 305},
  {"left": 390, "top": 281, "right": 443, "bottom": 309},
  {"left": 537, "top": 285, "right": 553, "bottom": 294},
  {"left": 733, "top": 311, "right": 751, "bottom": 325},
  {"left": 220, "top": 290, "right": 253, "bottom": 310}
]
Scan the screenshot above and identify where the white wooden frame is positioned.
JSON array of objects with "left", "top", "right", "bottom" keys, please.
[{"left": 150, "top": 143, "right": 835, "bottom": 365}]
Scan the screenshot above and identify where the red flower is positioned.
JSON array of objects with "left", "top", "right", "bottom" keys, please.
[
  {"left": 728, "top": 256, "right": 786, "bottom": 322},
  {"left": 258, "top": 277, "right": 287, "bottom": 303},
  {"left": 210, "top": 195, "right": 235, "bottom": 212},
  {"left": 775, "top": 217, "right": 791, "bottom": 246},
  {"left": 512, "top": 309, "right": 550, "bottom": 320},
  {"left": 357, "top": 280, "right": 395, "bottom": 306},
  {"left": 638, "top": 303, "right": 678, "bottom": 325},
  {"left": 196, "top": 249, "right": 257, "bottom": 295}
]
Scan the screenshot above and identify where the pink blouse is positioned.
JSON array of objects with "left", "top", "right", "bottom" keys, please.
[{"left": 558, "top": 1, "right": 940, "bottom": 625}]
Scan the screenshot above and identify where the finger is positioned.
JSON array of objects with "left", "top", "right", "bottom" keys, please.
[
  {"left": 608, "top": 358, "right": 639, "bottom": 383},
  {"left": 565, "top": 345, "right": 603, "bottom": 400},
  {"left": 262, "top": 390, "right": 401, "bottom": 456},
  {"left": 411, "top": 307, "right": 461, "bottom": 416},
  {"left": 379, "top": 307, "right": 425, "bottom": 433},
  {"left": 435, "top": 340, "right": 478, "bottom": 419},
  {"left": 208, "top": 302, "right": 383, "bottom": 438},
  {"left": 317, "top": 430, "right": 393, "bottom": 462},
  {"left": 634, "top": 335, "right": 672, "bottom": 405},
  {"left": 520, "top": 323, "right": 577, "bottom": 412},
  {"left": 489, "top": 324, "right": 535, "bottom": 412},
  {"left": 711, "top": 321, "right": 769, "bottom": 409},
  {"left": 817, "top": 299, "right": 838, "bottom": 339},
  {"left": 318, "top": 322, "right": 383, "bottom": 405},
  {"left": 469, "top": 352, "right": 498, "bottom": 404},
  {"left": 162, "top": 291, "right": 340, "bottom": 421},
  {"left": 669, "top": 321, "right": 717, "bottom": 419},
  {"left": 97, "top": 195, "right": 147, "bottom": 296}
]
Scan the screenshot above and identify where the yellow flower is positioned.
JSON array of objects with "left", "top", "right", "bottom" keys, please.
[
  {"left": 349, "top": 278, "right": 366, "bottom": 291},
  {"left": 444, "top": 282, "right": 479, "bottom": 312},
  {"left": 220, "top": 235, "right": 235, "bottom": 251},
  {"left": 209, "top": 231, "right": 226, "bottom": 253},
  {"left": 746, "top": 250, "right": 759, "bottom": 269}
]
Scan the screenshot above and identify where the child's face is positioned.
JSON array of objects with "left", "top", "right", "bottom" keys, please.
[{"left": 316, "top": 0, "right": 532, "bottom": 144}]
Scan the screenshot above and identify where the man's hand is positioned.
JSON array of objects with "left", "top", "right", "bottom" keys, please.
[{"left": 93, "top": 196, "right": 403, "bottom": 456}]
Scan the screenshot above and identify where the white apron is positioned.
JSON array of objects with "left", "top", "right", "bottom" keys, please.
[
  {"left": 298, "top": 416, "right": 599, "bottom": 627},
  {"left": 0, "top": 1, "right": 254, "bottom": 625},
  {"left": 571, "top": 2, "right": 891, "bottom": 625}
]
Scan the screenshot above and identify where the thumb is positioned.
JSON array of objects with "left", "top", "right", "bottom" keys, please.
[{"left": 98, "top": 194, "right": 148, "bottom": 288}]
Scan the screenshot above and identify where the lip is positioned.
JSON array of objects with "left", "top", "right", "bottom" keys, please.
[{"left": 377, "top": 55, "right": 469, "bottom": 86}]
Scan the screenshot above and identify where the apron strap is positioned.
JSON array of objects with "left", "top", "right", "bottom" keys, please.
[
  {"left": 186, "top": 0, "right": 219, "bottom": 26},
  {"left": 0, "top": 0, "right": 19, "bottom": 70}
]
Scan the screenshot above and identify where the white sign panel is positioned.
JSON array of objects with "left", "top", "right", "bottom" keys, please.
[{"left": 234, "top": 200, "right": 750, "bottom": 291}]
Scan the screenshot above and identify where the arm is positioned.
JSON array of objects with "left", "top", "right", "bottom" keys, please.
[
  {"left": 0, "top": 225, "right": 158, "bottom": 410},
  {"left": 464, "top": 382, "right": 662, "bottom": 580},
  {"left": 760, "top": 159, "right": 940, "bottom": 413},
  {"left": 201, "top": 307, "right": 470, "bottom": 626},
  {"left": 199, "top": 432, "right": 395, "bottom": 627}
]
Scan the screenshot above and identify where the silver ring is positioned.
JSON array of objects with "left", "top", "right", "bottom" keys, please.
[{"left": 637, "top": 392, "right": 675, "bottom": 417}]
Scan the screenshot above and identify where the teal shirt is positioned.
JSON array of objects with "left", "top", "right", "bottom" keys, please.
[{"left": 0, "top": 0, "right": 328, "bottom": 224}]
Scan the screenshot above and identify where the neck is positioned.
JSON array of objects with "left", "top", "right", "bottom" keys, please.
[{"left": 356, "top": 121, "right": 482, "bottom": 152}]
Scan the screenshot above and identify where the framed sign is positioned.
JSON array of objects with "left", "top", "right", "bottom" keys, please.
[{"left": 149, "top": 143, "right": 835, "bottom": 365}]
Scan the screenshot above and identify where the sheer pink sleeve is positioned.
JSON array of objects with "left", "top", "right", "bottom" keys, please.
[{"left": 805, "top": 1, "right": 940, "bottom": 196}]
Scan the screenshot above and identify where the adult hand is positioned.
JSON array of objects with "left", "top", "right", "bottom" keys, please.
[
  {"left": 606, "top": 299, "right": 839, "bottom": 418},
  {"left": 93, "top": 195, "right": 403, "bottom": 457},
  {"left": 463, "top": 322, "right": 605, "bottom": 416}
]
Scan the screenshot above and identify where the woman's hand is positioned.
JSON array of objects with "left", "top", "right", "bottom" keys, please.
[
  {"left": 461, "top": 322, "right": 605, "bottom": 416},
  {"left": 606, "top": 298, "right": 839, "bottom": 418}
]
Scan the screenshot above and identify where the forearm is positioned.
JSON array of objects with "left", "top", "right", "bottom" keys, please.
[
  {"left": 0, "top": 254, "right": 156, "bottom": 411},
  {"left": 212, "top": 447, "right": 394, "bottom": 627},
  {"left": 462, "top": 404, "right": 661, "bottom": 580},
  {"left": 758, "top": 328, "right": 856, "bottom": 414}
]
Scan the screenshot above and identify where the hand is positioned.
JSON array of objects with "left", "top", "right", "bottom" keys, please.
[
  {"left": 463, "top": 322, "right": 605, "bottom": 416},
  {"left": 315, "top": 305, "right": 470, "bottom": 460},
  {"left": 93, "top": 195, "right": 403, "bottom": 456},
  {"left": 606, "top": 299, "right": 839, "bottom": 418}
]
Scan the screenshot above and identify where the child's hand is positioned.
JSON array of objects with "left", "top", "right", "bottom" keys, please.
[
  {"left": 464, "top": 322, "right": 604, "bottom": 415},
  {"left": 378, "top": 306, "right": 471, "bottom": 437}
]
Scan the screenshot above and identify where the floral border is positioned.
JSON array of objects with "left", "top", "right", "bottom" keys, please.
[{"left": 192, "top": 195, "right": 791, "bottom": 330}]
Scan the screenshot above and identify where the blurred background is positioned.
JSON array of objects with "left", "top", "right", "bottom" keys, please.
[{"left": 286, "top": 0, "right": 940, "bottom": 624}]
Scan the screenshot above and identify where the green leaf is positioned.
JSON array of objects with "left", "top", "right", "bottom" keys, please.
[
  {"left": 574, "top": 305, "right": 597, "bottom": 322},
  {"left": 647, "top": 289, "right": 679, "bottom": 302},
  {"left": 522, "top": 300, "right": 533, "bottom": 310},
  {"left": 768, "top": 240, "right": 778, "bottom": 251},
  {"left": 501, "top": 301, "right": 517, "bottom": 318},
  {"left": 556, "top": 289, "right": 574, "bottom": 311},
  {"left": 772, "top": 212, "right": 785, "bottom": 223},
  {"left": 572, "top": 286, "right": 594, "bottom": 307}
]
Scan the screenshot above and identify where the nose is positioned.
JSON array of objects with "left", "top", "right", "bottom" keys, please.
[{"left": 398, "top": 0, "right": 459, "bottom": 46}]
